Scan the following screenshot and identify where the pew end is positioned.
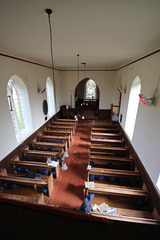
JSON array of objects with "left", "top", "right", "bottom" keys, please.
[{"left": 48, "top": 172, "right": 55, "bottom": 197}]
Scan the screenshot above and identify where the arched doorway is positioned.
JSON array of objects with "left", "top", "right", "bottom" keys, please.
[{"left": 75, "top": 78, "right": 100, "bottom": 117}]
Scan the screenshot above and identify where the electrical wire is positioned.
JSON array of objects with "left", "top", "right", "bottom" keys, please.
[
  {"left": 46, "top": 9, "right": 62, "bottom": 159},
  {"left": 46, "top": 10, "right": 57, "bottom": 113}
]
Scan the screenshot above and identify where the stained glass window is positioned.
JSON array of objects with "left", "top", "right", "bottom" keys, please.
[{"left": 85, "top": 79, "right": 96, "bottom": 99}]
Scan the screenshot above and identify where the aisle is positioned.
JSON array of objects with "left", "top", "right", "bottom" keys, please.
[{"left": 48, "top": 119, "right": 92, "bottom": 208}]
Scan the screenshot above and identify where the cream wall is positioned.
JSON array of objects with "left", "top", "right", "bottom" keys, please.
[
  {"left": 0, "top": 55, "right": 62, "bottom": 160},
  {"left": 113, "top": 52, "right": 160, "bottom": 194},
  {"left": 1, "top": 51, "right": 160, "bottom": 194},
  {"left": 61, "top": 70, "right": 115, "bottom": 109}
]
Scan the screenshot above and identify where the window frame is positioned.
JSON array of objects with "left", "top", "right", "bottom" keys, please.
[
  {"left": 46, "top": 77, "right": 55, "bottom": 117},
  {"left": 7, "top": 75, "right": 33, "bottom": 143},
  {"left": 85, "top": 79, "right": 96, "bottom": 99},
  {"left": 125, "top": 76, "right": 141, "bottom": 140}
]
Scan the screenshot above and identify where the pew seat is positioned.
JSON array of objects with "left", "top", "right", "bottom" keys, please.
[
  {"left": 40, "top": 133, "right": 70, "bottom": 147},
  {"left": 48, "top": 125, "right": 73, "bottom": 137},
  {"left": 91, "top": 138, "right": 125, "bottom": 147},
  {"left": 56, "top": 118, "right": 78, "bottom": 127},
  {"left": 89, "top": 167, "right": 139, "bottom": 178},
  {"left": 90, "top": 155, "right": 133, "bottom": 164},
  {"left": 38, "top": 134, "right": 68, "bottom": 150},
  {"left": 23, "top": 148, "right": 61, "bottom": 161},
  {"left": 0, "top": 192, "right": 45, "bottom": 204},
  {"left": 43, "top": 129, "right": 72, "bottom": 142},
  {"left": 91, "top": 132, "right": 121, "bottom": 139},
  {"left": 32, "top": 139, "right": 65, "bottom": 153},
  {"left": 12, "top": 157, "right": 60, "bottom": 178},
  {"left": 91, "top": 145, "right": 129, "bottom": 157},
  {"left": 87, "top": 182, "right": 149, "bottom": 198},
  {"left": 0, "top": 170, "right": 54, "bottom": 197},
  {"left": 89, "top": 208, "right": 160, "bottom": 225},
  {"left": 51, "top": 121, "right": 76, "bottom": 133},
  {"left": 91, "top": 127, "right": 119, "bottom": 133}
]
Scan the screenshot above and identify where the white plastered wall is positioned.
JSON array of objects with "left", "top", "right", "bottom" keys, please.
[
  {"left": 1, "top": 52, "right": 160, "bottom": 194},
  {"left": 0, "top": 56, "right": 62, "bottom": 160},
  {"left": 113, "top": 52, "right": 160, "bottom": 194},
  {"left": 61, "top": 69, "right": 115, "bottom": 109}
]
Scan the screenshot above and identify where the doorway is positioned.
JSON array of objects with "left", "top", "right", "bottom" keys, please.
[{"left": 75, "top": 78, "right": 100, "bottom": 118}]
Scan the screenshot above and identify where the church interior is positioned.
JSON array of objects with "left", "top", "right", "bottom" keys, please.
[{"left": 0, "top": 0, "right": 160, "bottom": 238}]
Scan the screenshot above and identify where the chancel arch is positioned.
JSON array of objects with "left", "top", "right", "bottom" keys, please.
[{"left": 75, "top": 78, "right": 100, "bottom": 116}]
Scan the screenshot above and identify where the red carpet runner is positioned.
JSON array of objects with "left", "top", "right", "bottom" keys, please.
[{"left": 48, "top": 120, "right": 92, "bottom": 208}]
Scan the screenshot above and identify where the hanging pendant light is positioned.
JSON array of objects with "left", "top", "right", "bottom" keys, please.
[
  {"left": 46, "top": 9, "right": 68, "bottom": 170},
  {"left": 81, "top": 62, "right": 87, "bottom": 79},
  {"left": 63, "top": 151, "right": 69, "bottom": 158},
  {"left": 77, "top": 54, "right": 80, "bottom": 117},
  {"left": 61, "top": 162, "right": 68, "bottom": 171},
  {"left": 45, "top": 9, "right": 57, "bottom": 112}
]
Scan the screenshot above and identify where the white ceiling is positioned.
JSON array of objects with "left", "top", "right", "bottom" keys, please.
[{"left": 0, "top": 0, "right": 160, "bottom": 69}]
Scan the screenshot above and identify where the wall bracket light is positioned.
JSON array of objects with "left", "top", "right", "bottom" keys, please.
[
  {"left": 118, "top": 88, "right": 126, "bottom": 94},
  {"left": 139, "top": 94, "right": 155, "bottom": 107},
  {"left": 139, "top": 78, "right": 159, "bottom": 107}
]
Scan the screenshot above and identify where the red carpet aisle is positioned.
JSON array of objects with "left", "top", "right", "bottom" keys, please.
[{"left": 48, "top": 120, "right": 92, "bottom": 208}]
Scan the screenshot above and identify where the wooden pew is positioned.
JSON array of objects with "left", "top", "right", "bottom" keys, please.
[
  {"left": 91, "top": 127, "right": 120, "bottom": 133},
  {"left": 56, "top": 118, "right": 78, "bottom": 128},
  {"left": 90, "top": 155, "right": 133, "bottom": 164},
  {"left": 89, "top": 208, "right": 160, "bottom": 225},
  {"left": 38, "top": 133, "right": 68, "bottom": 150},
  {"left": 88, "top": 167, "right": 139, "bottom": 179},
  {"left": 23, "top": 147, "right": 61, "bottom": 161},
  {"left": 86, "top": 182, "right": 149, "bottom": 198},
  {"left": 90, "top": 155, "right": 133, "bottom": 169},
  {"left": 42, "top": 131, "right": 70, "bottom": 147},
  {"left": 0, "top": 192, "right": 45, "bottom": 204},
  {"left": 32, "top": 138, "right": 65, "bottom": 153},
  {"left": 51, "top": 121, "right": 76, "bottom": 134},
  {"left": 43, "top": 128, "right": 73, "bottom": 142},
  {"left": 48, "top": 125, "right": 73, "bottom": 139},
  {"left": 92, "top": 123, "right": 118, "bottom": 128},
  {"left": 91, "top": 145, "right": 129, "bottom": 157},
  {"left": 91, "top": 132, "right": 121, "bottom": 139},
  {"left": 0, "top": 169, "right": 55, "bottom": 197},
  {"left": 91, "top": 138, "right": 125, "bottom": 147},
  {"left": 12, "top": 156, "right": 60, "bottom": 179}
]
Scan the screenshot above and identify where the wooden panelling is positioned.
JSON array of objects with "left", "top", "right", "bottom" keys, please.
[
  {"left": 0, "top": 112, "right": 60, "bottom": 172},
  {"left": 118, "top": 122, "right": 160, "bottom": 211}
]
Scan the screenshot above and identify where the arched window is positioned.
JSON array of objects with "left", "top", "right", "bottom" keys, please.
[
  {"left": 46, "top": 77, "right": 55, "bottom": 117},
  {"left": 125, "top": 76, "right": 141, "bottom": 140},
  {"left": 85, "top": 79, "right": 96, "bottom": 99},
  {"left": 7, "top": 75, "right": 33, "bottom": 143}
]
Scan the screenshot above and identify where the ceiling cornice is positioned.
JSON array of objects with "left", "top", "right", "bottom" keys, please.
[{"left": 1, "top": 49, "right": 160, "bottom": 72}]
